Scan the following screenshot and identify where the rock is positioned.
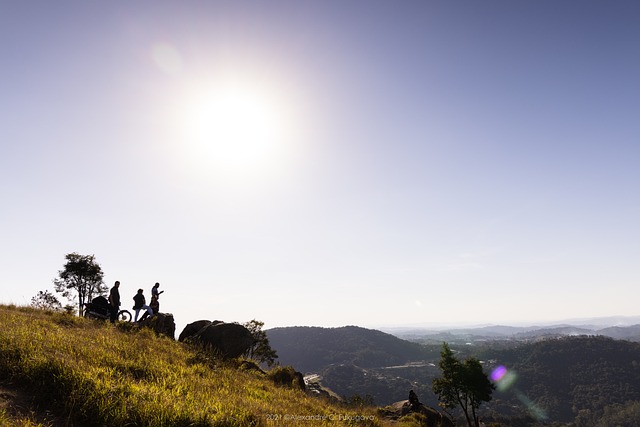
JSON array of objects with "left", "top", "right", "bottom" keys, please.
[
  {"left": 192, "top": 322, "right": 254, "bottom": 359},
  {"left": 178, "top": 320, "right": 213, "bottom": 342},
  {"left": 390, "top": 400, "right": 411, "bottom": 417},
  {"left": 417, "top": 404, "right": 454, "bottom": 427},
  {"left": 385, "top": 400, "right": 454, "bottom": 427},
  {"left": 304, "top": 376, "right": 342, "bottom": 402},
  {"left": 138, "top": 313, "right": 176, "bottom": 340}
]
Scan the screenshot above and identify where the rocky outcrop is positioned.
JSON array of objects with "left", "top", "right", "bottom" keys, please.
[
  {"left": 179, "top": 320, "right": 254, "bottom": 359},
  {"left": 138, "top": 313, "right": 176, "bottom": 340},
  {"left": 178, "top": 320, "right": 215, "bottom": 342},
  {"left": 382, "top": 400, "right": 454, "bottom": 427}
]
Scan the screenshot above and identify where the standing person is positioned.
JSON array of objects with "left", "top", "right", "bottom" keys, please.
[
  {"left": 108, "top": 281, "right": 121, "bottom": 323},
  {"left": 150, "top": 282, "right": 164, "bottom": 314},
  {"left": 151, "top": 282, "right": 164, "bottom": 300},
  {"left": 133, "top": 289, "right": 153, "bottom": 322}
]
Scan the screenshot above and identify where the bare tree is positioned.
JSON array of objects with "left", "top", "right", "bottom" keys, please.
[{"left": 31, "top": 290, "right": 62, "bottom": 311}]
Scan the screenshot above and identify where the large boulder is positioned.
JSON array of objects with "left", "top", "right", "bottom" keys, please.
[
  {"left": 416, "top": 404, "right": 454, "bottom": 427},
  {"left": 139, "top": 313, "right": 176, "bottom": 340},
  {"left": 178, "top": 320, "right": 214, "bottom": 342},
  {"left": 192, "top": 322, "right": 254, "bottom": 359}
]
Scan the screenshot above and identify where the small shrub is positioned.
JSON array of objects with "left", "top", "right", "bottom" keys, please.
[
  {"left": 267, "top": 366, "right": 305, "bottom": 390},
  {"left": 237, "top": 360, "right": 266, "bottom": 375}
]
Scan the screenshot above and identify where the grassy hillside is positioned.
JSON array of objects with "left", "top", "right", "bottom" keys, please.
[{"left": 0, "top": 305, "right": 421, "bottom": 427}]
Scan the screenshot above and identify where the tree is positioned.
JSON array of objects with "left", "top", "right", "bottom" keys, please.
[
  {"left": 433, "top": 342, "right": 495, "bottom": 427},
  {"left": 243, "top": 319, "right": 278, "bottom": 367},
  {"left": 53, "top": 252, "right": 107, "bottom": 316},
  {"left": 31, "top": 290, "right": 62, "bottom": 311}
]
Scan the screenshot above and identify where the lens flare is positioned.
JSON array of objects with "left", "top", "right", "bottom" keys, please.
[
  {"left": 490, "top": 365, "right": 547, "bottom": 421},
  {"left": 491, "top": 365, "right": 507, "bottom": 382},
  {"left": 491, "top": 365, "right": 517, "bottom": 392},
  {"left": 516, "top": 391, "right": 548, "bottom": 421}
]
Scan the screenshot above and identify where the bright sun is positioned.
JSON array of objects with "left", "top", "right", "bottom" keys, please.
[{"left": 179, "top": 78, "right": 294, "bottom": 183}]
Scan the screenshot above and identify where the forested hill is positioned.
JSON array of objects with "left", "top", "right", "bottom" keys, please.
[
  {"left": 485, "top": 335, "right": 640, "bottom": 424},
  {"left": 267, "top": 326, "right": 433, "bottom": 373}
]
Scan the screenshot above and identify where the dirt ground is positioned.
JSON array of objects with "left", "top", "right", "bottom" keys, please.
[{"left": 0, "top": 384, "right": 60, "bottom": 426}]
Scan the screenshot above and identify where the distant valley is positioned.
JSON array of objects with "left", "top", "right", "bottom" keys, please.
[{"left": 267, "top": 319, "right": 640, "bottom": 426}]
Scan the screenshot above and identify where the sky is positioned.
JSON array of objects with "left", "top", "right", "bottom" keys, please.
[{"left": 1, "top": 1, "right": 639, "bottom": 333}]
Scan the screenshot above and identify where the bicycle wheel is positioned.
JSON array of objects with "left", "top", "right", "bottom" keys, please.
[{"left": 118, "top": 310, "right": 132, "bottom": 322}]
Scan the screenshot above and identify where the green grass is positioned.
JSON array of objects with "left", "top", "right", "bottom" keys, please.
[{"left": 0, "top": 305, "right": 419, "bottom": 427}]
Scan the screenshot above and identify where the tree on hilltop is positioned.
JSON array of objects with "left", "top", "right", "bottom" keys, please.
[
  {"left": 243, "top": 319, "right": 278, "bottom": 367},
  {"left": 53, "top": 252, "right": 107, "bottom": 316},
  {"left": 433, "top": 342, "right": 495, "bottom": 427}
]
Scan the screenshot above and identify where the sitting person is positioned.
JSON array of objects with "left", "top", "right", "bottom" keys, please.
[
  {"left": 408, "top": 389, "right": 421, "bottom": 411},
  {"left": 133, "top": 288, "right": 153, "bottom": 322},
  {"left": 150, "top": 294, "right": 159, "bottom": 315}
]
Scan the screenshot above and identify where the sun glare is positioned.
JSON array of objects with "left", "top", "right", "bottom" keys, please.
[{"left": 179, "top": 78, "right": 295, "bottom": 183}]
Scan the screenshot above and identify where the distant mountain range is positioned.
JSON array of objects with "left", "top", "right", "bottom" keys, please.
[
  {"left": 376, "top": 315, "right": 640, "bottom": 331},
  {"left": 379, "top": 316, "right": 640, "bottom": 343},
  {"left": 266, "top": 319, "right": 640, "bottom": 377}
]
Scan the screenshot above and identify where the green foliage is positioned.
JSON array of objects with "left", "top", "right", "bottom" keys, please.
[
  {"left": 266, "top": 366, "right": 304, "bottom": 390},
  {"left": 488, "top": 336, "right": 640, "bottom": 424},
  {"left": 593, "top": 400, "right": 640, "bottom": 427},
  {"left": 432, "top": 343, "right": 462, "bottom": 410},
  {"left": 0, "top": 305, "right": 406, "bottom": 427},
  {"left": 433, "top": 343, "right": 494, "bottom": 427},
  {"left": 243, "top": 320, "right": 279, "bottom": 367},
  {"left": 52, "top": 253, "right": 106, "bottom": 316}
]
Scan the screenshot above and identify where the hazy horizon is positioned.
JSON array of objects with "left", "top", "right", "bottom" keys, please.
[{"left": 2, "top": 1, "right": 639, "bottom": 331}]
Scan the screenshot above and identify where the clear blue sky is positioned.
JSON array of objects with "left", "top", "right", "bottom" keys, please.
[{"left": 2, "top": 1, "right": 639, "bottom": 331}]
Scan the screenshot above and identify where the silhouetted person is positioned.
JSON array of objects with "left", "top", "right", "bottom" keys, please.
[
  {"left": 108, "top": 281, "right": 121, "bottom": 323},
  {"left": 150, "top": 294, "right": 159, "bottom": 315},
  {"left": 150, "top": 282, "right": 164, "bottom": 315},
  {"left": 408, "top": 389, "right": 421, "bottom": 411},
  {"left": 151, "top": 282, "right": 164, "bottom": 300},
  {"left": 133, "top": 288, "right": 153, "bottom": 322}
]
